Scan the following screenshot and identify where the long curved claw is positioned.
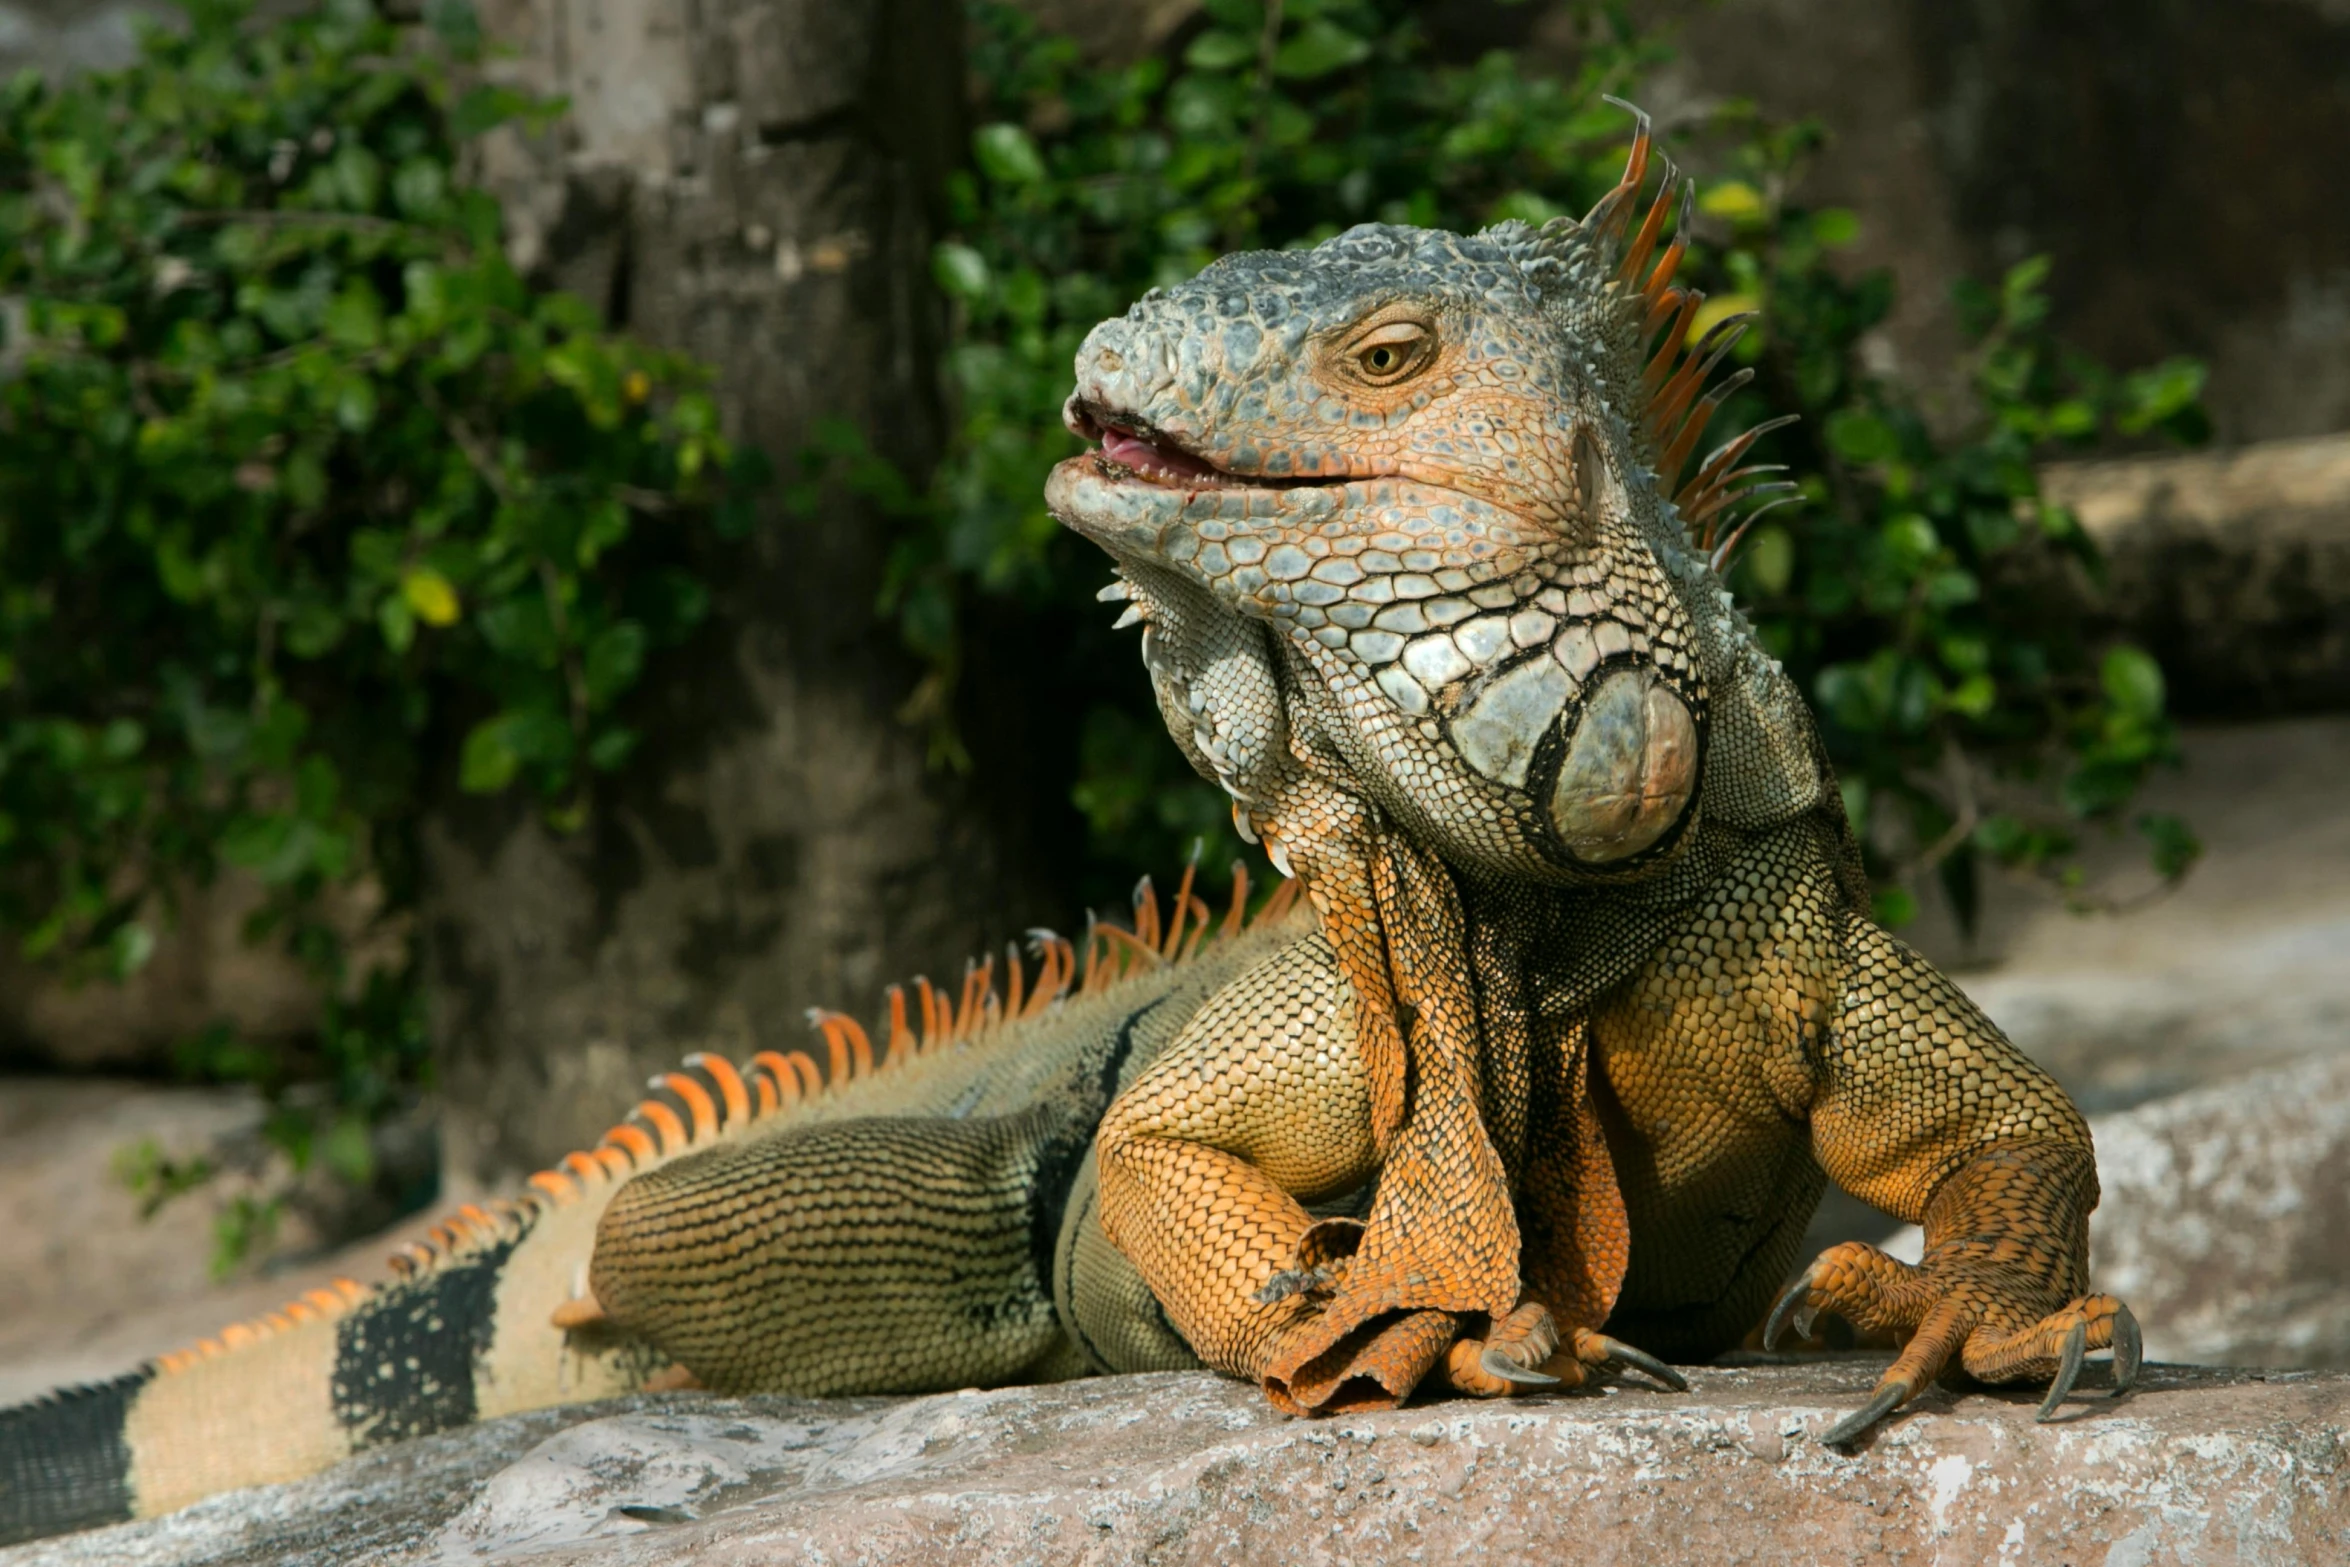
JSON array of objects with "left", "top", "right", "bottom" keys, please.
[
  {"left": 1821, "top": 1379, "right": 1912, "bottom": 1448},
  {"left": 1480, "top": 1346, "right": 1562, "bottom": 1387},
  {"left": 1763, "top": 1267, "right": 1818, "bottom": 1351},
  {"left": 2112, "top": 1304, "right": 2143, "bottom": 1396},
  {"left": 1593, "top": 1335, "right": 1688, "bottom": 1392},
  {"left": 2036, "top": 1318, "right": 2089, "bottom": 1422}
]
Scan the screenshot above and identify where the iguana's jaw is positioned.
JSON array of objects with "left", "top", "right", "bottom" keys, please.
[{"left": 1062, "top": 397, "right": 1356, "bottom": 495}]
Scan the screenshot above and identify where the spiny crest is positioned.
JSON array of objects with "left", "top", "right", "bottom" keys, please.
[
  {"left": 1502, "top": 99, "right": 1800, "bottom": 575},
  {"left": 140, "top": 864, "right": 1303, "bottom": 1377}
]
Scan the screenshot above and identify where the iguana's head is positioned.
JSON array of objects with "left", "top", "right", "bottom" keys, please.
[{"left": 1048, "top": 113, "right": 1791, "bottom": 882}]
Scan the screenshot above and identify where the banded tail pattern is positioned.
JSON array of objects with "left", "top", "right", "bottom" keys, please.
[{"left": 0, "top": 865, "right": 1303, "bottom": 1546}]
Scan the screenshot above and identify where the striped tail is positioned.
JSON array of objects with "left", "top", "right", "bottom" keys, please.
[
  {"left": 0, "top": 1372, "right": 150, "bottom": 1545},
  {"left": 0, "top": 865, "right": 1301, "bottom": 1545}
]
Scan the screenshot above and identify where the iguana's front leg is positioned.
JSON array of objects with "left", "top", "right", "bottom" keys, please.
[
  {"left": 1093, "top": 931, "right": 1388, "bottom": 1398},
  {"left": 1773, "top": 917, "right": 2142, "bottom": 1442}
]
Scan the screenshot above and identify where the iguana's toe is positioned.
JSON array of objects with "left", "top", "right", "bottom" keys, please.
[
  {"left": 1441, "top": 1301, "right": 1563, "bottom": 1397},
  {"left": 1573, "top": 1330, "right": 1687, "bottom": 1392},
  {"left": 1479, "top": 1346, "right": 1561, "bottom": 1387},
  {"left": 1771, "top": 1241, "right": 2142, "bottom": 1441},
  {"left": 1821, "top": 1379, "right": 1912, "bottom": 1447}
]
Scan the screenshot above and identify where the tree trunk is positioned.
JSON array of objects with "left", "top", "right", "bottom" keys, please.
[{"left": 427, "top": 0, "right": 1053, "bottom": 1188}]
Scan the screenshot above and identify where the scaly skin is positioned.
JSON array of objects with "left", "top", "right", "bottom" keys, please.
[
  {"left": 1, "top": 110, "right": 2144, "bottom": 1549},
  {"left": 1051, "top": 110, "right": 2140, "bottom": 1435}
]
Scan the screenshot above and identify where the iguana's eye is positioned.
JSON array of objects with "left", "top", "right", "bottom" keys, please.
[{"left": 1345, "top": 320, "right": 1434, "bottom": 385}]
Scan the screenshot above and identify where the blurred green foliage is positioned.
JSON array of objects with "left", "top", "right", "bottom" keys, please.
[
  {"left": 0, "top": 0, "right": 743, "bottom": 1260},
  {"left": 5, "top": 0, "right": 2204, "bottom": 1263},
  {"left": 885, "top": 0, "right": 2200, "bottom": 919}
]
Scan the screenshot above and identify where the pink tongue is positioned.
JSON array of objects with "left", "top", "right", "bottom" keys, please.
[{"left": 1102, "top": 428, "right": 1222, "bottom": 479}]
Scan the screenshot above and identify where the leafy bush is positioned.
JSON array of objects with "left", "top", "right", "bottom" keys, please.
[
  {"left": 5, "top": 0, "right": 2203, "bottom": 1265},
  {"left": 890, "top": 0, "right": 2199, "bottom": 918},
  {"left": 0, "top": 0, "right": 740, "bottom": 1257}
]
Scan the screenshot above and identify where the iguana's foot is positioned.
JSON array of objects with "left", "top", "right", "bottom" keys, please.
[
  {"left": 1439, "top": 1304, "right": 1687, "bottom": 1397},
  {"left": 1766, "top": 1241, "right": 2143, "bottom": 1445},
  {"left": 1443, "top": 1302, "right": 1561, "bottom": 1393}
]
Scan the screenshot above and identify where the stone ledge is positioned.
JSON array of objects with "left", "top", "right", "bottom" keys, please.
[
  {"left": 2041, "top": 432, "right": 2350, "bottom": 713},
  {"left": 10, "top": 1364, "right": 2344, "bottom": 1567}
]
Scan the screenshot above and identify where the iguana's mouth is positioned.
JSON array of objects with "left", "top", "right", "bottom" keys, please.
[{"left": 1067, "top": 401, "right": 1343, "bottom": 492}]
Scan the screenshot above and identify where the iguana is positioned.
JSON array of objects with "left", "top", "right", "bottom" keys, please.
[{"left": 0, "top": 109, "right": 2138, "bottom": 1548}]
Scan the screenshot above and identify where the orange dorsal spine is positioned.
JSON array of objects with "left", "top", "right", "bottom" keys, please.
[{"left": 1579, "top": 101, "right": 1803, "bottom": 570}]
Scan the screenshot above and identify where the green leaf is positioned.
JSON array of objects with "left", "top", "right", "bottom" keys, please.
[
  {"left": 111, "top": 922, "right": 156, "bottom": 980},
  {"left": 321, "top": 1115, "right": 375, "bottom": 1186},
  {"left": 100, "top": 718, "right": 145, "bottom": 760},
  {"left": 335, "top": 377, "right": 379, "bottom": 431},
  {"left": 588, "top": 725, "right": 640, "bottom": 772},
  {"left": 1811, "top": 208, "right": 1860, "bottom": 248},
  {"left": 1184, "top": 29, "right": 1256, "bottom": 71},
  {"left": 973, "top": 123, "right": 1047, "bottom": 185},
  {"left": 932, "top": 242, "right": 991, "bottom": 300},
  {"left": 1826, "top": 409, "right": 1894, "bottom": 464},
  {"left": 459, "top": 718, "right": 521, "bottom": 793},
  {"left": 583, "top": 622, "right": 646, "bottom": 703},
  {"left": 1880, "top": 512, "right": 1940, "bottom": 567},
  {"left": 426, "top": 0, "right": 484, "bottom": 52},
  {"left": 2136, "top": 812, "right": 2201, "bottom": 880},
  {"left": 451, "top": 85, "right": 536, "bottom": 140},
  {"left": 1272, "top": 19, "right": 1370, "bottom": 79},
  {"left": 378, "top": 593, "right": 417, "bottom": 654},
  {"left": 2100, "top": 645, "right": 2166, "bottom": 721}
]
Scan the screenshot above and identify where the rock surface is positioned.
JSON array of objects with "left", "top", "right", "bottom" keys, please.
[
  {"left": 5, "top": 1364, "right": 2344, "bottom": 1567},
  {"left": 2044, "top": 433, "right": 2350, "bottom": 714},
  {"left": 1918, "top": 716, "right": 2350, "bottom": 1113},
  {"left": 2093, "top": 1053, "right": 2350, "bottom": 1370}
]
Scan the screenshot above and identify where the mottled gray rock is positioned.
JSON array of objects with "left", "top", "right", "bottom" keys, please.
[
  {"left": 6, "top": 1366, "right": 2345, "bottom": 1567},
  {"left": 2093, "top": 1053, "right": 2350, "bottom": 1370}
]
